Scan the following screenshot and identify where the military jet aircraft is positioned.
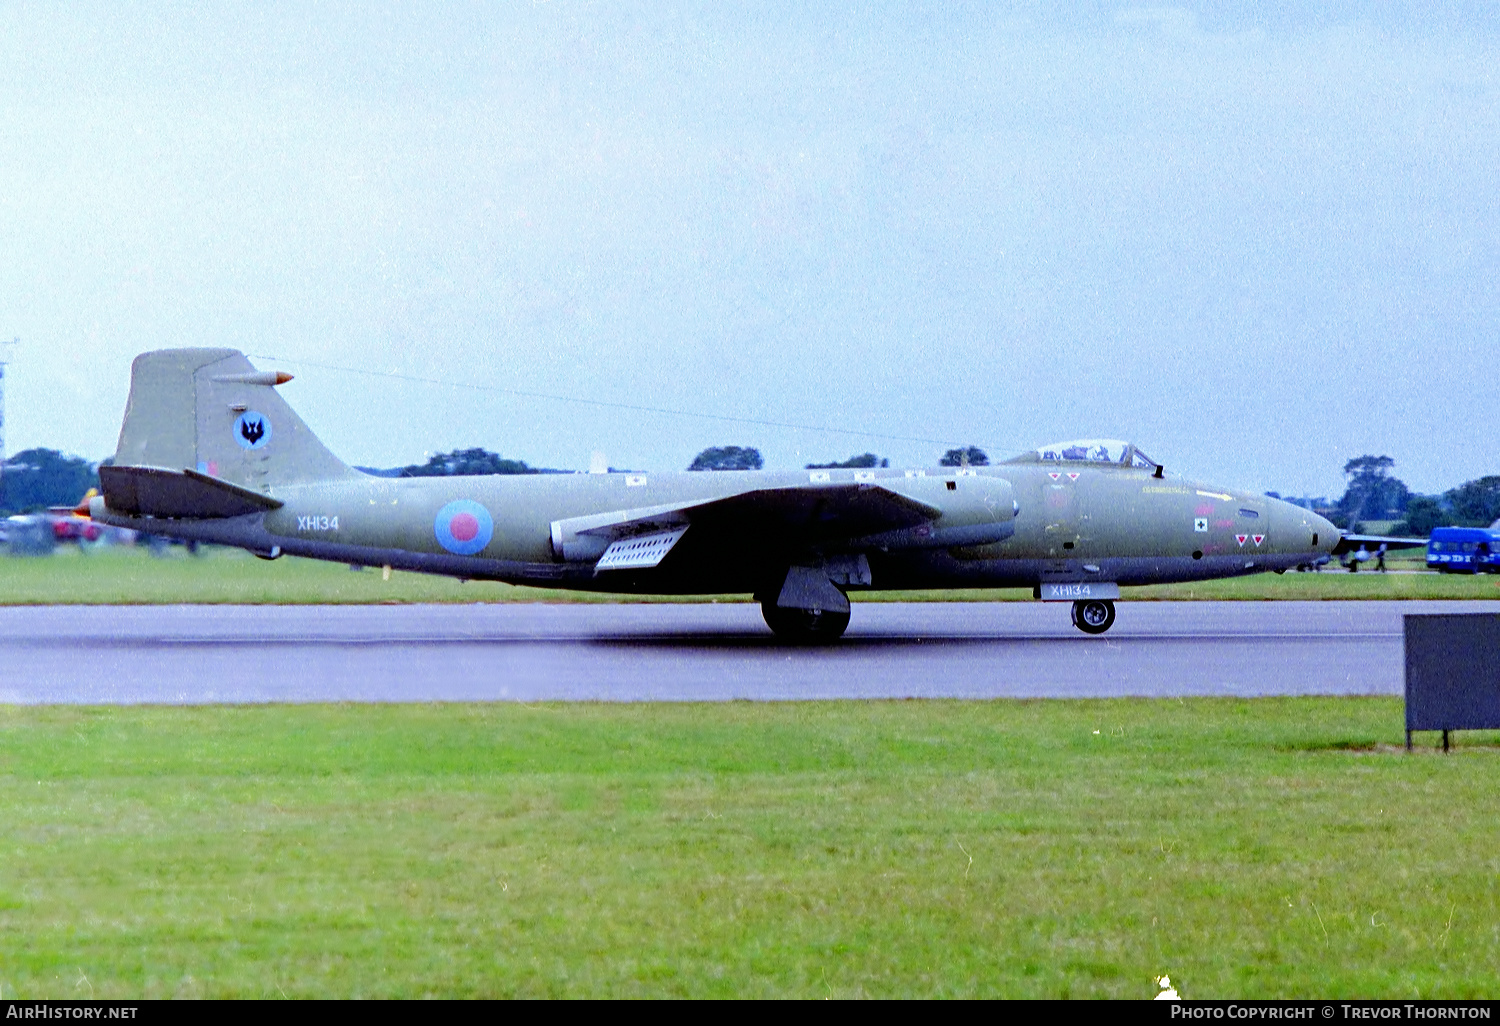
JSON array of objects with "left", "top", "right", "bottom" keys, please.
[{"left": 86, "top": 349, "right": 1340, "bottom": 641}]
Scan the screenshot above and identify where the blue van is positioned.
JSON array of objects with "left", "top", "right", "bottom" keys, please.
[{"left": 1427, "top": 527, "right": 1499, "bottom": 573}]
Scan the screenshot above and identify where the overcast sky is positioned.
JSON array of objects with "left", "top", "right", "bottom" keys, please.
[{"left": 2, "top": 3, "right": 1496, "bottom": 496}]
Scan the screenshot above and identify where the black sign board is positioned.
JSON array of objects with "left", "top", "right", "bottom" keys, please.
[{"left": 1404, "top": 613, "right": 1500, "bottom": 750}]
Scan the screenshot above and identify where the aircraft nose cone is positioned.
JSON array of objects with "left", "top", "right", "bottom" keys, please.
[
  {"left": 1270, "top": 499, "right": 1337, "bottom": 556},
  {"left": 1311, "top": 511, "right": 1339, "bottom": 555}
]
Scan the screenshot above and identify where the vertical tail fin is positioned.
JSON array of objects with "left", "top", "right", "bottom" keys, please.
[{"left": 114, "top": 349, "right": 358, "bottom": 490}]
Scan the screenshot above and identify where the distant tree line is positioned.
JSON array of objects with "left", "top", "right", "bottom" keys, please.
[
  {"left": 687, "top": 445, "right": 993, "bottom": 471},
  {"left": 1407, "top": 477, "right": 1500, "bottom": 533},
  {"left": 940, "top": 446, "right": 989, "bottom": 467},
  {"left": 687, "top": 446, "right": 763, "bottom": 471},
  {"left": 806, "top": 453, "right": 889, "bottom": 469},
  {"left": 1269, "top": 454, "right": 1500, "bottom": 535},
  {"left": 358, "top": 448, "right": 566, "bottom": 478},
  {"left": 0, "top": 448, "right": 99, "bottom": 515}
]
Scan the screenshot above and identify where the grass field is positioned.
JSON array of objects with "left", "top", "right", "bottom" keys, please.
[
  {"left": 3, "top": 545, "right": 1499, "bottom": 604},
  {"left": 1, "top": 699, "right": 1497, "bottom": 998}
]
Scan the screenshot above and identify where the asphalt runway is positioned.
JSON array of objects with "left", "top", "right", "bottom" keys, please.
[{"left": 3, "top": 600, "right": 1497, "bottom": 704}]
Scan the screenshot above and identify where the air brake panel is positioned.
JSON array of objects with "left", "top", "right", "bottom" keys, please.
[{"left": 593, "top": 527, "right": 689, "bottom": 573}]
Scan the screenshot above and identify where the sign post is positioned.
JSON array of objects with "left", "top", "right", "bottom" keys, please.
[{"left": 1404, "top": 614, "right": 1500, "bottom": 751}]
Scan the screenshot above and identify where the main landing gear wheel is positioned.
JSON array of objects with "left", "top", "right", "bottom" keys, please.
[
  {"left": 761, "top": 601, "right": 851, "bottom": 643},
  {"left": 1071, "top": 599, "right": 1116, "bottom": 635}
]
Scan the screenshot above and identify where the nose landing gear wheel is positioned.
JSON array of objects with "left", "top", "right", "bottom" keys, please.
[
  {"left": 761, "top": 601, "right": 851, "bottom": 643},
  {"left": 1071, "top": 599, "right": 1116, "bottom": 635}
]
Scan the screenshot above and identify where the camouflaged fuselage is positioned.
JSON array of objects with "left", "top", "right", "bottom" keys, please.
[{"left": 100, "top": 460, "right": 1338, "bottom": 595}]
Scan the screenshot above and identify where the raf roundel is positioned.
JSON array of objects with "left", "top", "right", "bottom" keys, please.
[
  {"left": 434, "top": 499, "right": 494, "bottom": 556},
  {"left": 234, "top": 411, "right": 272, "bottom": 450}
]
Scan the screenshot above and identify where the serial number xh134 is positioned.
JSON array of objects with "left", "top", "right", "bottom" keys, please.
[{"left": 88, "top": 350, "right": 1339, "bottom": 641}]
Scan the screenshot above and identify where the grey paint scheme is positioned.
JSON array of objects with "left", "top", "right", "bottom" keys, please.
[{"left": 91, "top": 349, "right": 1341, "bottom": 600}]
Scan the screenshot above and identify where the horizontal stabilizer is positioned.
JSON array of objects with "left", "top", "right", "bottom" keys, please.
[
  {"left": 100, "top": 465, "right": 284, "bottom": 519},
  {"left": 594, "top": 527, "right": 689, "bottom": 573}
]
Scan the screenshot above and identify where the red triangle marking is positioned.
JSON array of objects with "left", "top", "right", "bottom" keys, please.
[
  {"left": 1067, "top": 472, "right": 1080, "bottom": 480},
  {"left": 1048, "top": 472, "right": 1061, "bottom": 480},
  {"left": 1253, "top": 535, "right": 1264, "bottom": 546},
  {"left": 1235, "top": 534, "right": 1248, "bottom": 546}
]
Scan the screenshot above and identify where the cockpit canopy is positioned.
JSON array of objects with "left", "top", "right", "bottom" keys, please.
[{"left": 1004, "top": 439, "right": 1159, "bottom": 470}]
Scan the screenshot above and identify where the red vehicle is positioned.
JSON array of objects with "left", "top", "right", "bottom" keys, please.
[
  {"left": 48, "top": 489, "right": 105, "bottom": 543},
  {"left": 48, "top": 514, "right": 103, "bottom": 543}
]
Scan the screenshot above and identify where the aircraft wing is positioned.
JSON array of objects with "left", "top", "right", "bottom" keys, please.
[
  {"left": 679, "top": 483, "right": 941, "bottom": 540},
  {"left": 552, "top": 483, "right": 944, "bottom": 567},
  {"left": 1332, "top": 532, "right": 1428, "bottom": 556}
]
